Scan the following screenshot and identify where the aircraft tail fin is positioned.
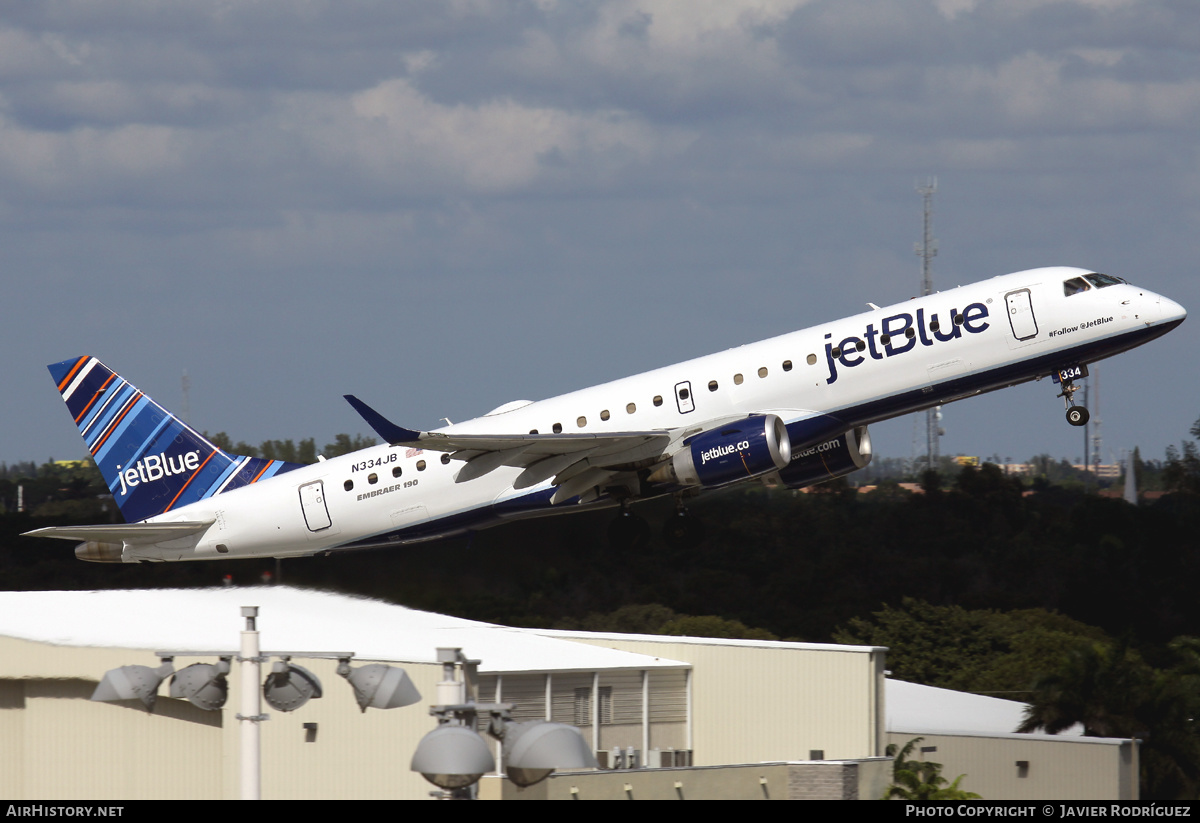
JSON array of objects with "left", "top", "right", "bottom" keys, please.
[{"left": 47, "top": 356, "right": 305, "bottom": 522}]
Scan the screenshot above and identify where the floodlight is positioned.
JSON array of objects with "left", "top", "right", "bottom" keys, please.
[
  {"left": 169, "top": 658, "right": 231, "bottom": 711},
  {"left": 411, "top": 725, "right": 496, "bottom": 790},
  {"left": 91, "top": 660, "right": 176, "bottom": 712},
  {"left": 262, "top": 659, "right": 323, "bottom": 712},
  {"left": 337, "top": 659, "right": 422, "bottom": 712},
  {"left": 502, "top": 721, "right": 598, "bottom": 787}
]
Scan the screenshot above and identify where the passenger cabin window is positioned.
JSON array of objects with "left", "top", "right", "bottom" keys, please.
[
  {"left": 627, "top": 402, "right": 636, "bottom": 414},
  {"left": 416, "top": 460, "right": 426, "bottom": 471},
  {"left": 653, "top": 395, "right": 663, "bottom": 407},
  {"left": 805, "top": 355, "right": 815, "bottom": 366},
  {"left": 708, "top": 380, "right": 718, "bottom": 392},
  {"left": 552, "top": 422, "right": 563, "bottom": 433},
  {"left": 600, "top": 409, "right": 610, "bottom": 421},
  {"left": 368, "top": 473, "right": 378, "bottom": 484},
  {"left": 733, "top": 373, "right": 744, "bottom": 385},
  {"left": 1063, "top": 277, "right": 1091, "bottom": 296},
  {"left": 758, "top": 367, "right": 768, "bottom": 378},
  {"left": 441, "top": 453, "right": 451, "bottom": 464},
  {"left": 392, "top": 466, "right": 402, "bottom": 478},
  {"left": 576, "top": 416, "right": 587, "bottom": 428},
  {"left": 344, "top": 480, "right": 354, "bottom": 491}
]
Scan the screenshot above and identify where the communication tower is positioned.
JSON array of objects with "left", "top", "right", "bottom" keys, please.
[{"left": 915, "top": 179, "right": 940, "bottom": 469}]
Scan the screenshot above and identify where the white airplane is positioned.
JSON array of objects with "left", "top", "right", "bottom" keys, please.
[{"left": 27, "top": 266, "right": 1185, "bottom": 563}]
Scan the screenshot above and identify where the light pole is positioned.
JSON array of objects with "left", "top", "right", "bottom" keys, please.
[{"left": 91, "top": 604, "right": 422, "bottom": 801}]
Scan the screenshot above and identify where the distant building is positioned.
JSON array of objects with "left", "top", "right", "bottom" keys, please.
[{"left": 0, "top": 588, "right": 1136, "bottom": 800}]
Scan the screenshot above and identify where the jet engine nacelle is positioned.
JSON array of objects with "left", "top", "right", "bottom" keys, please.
[
  {"left": 777, "top": 426, "right": 872, "bottom": 489},
  {"left": 650, "top": 414, "right": 791, "bottom": 489}
]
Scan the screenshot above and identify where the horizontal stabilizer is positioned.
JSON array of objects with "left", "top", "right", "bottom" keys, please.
[{"left": 23, "top": 521, "right": 214, "bottom": 545}]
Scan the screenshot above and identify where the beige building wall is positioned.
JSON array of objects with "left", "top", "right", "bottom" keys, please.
[
  {"left": 0, "top": 636, "right": 448, "bottom": 800},
  {"left": 558, "top": 636, "right": 887, "bottom": 764},
  {"left": 886, "top": 731, "right": 1139, "bottom": 801}
]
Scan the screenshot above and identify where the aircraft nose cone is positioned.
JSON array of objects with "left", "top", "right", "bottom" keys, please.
[{"left": 1159, "top": 295, "right": 1187, "bottom": 324}]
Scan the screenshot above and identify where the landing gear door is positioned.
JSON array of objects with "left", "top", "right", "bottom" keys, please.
[
  {"left": 299, "top": 480, "right": 332, "bottom": 532},
  {"left": 1005, "top": 288, "right": 1039, "bottom": 343},
  {"left": 675, "top": 381, "right": 695, "bottom": 414}
]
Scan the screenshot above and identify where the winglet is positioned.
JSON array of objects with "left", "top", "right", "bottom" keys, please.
[{"left": 344, "top": 395, "right": 423, "bottom": 445}]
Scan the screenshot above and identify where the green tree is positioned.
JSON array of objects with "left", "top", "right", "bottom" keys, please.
[
  {"left": 1019, "top": 638, "right": 1200, "bottom": 799},
  {"left": 323, "top": 433, "right": 377, "bottom": 458},
  {"left": 1018, "top": 640, "right": 1149, "bottom": 737},
  {"left": 883, "top": 738, "right": 980, "bottom": 800},
  {"left": 833, "top": 599, "right": 1108, "bottom": 695}
]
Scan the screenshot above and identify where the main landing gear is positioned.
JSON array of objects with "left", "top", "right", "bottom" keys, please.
[
  {"left": 1056, "top": 370, "right": 1090, "bottom": 427},
  {"left": 607, "top": 498, "right": 706, "bottom": 550},
  {"left": 662, "top": 500, "right": 705, "bottom": 550},
  {"left": 608, "top": 501, "right": 650, "bottom": 549}
]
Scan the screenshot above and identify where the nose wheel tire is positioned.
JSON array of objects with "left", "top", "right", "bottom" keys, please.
[{"left": 1066, "top": 406, "right": 1090, "bottom": 427}]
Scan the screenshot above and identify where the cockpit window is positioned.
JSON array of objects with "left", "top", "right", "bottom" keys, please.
[
  {"left": 1084, "top": 273, "right": 1125, "bottom": 288},
  {"left": 1063, "top": 277, "right": 1091, "bottom": 296}
]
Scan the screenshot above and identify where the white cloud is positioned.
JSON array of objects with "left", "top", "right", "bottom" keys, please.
[
  {"left": 340, "top": 77, "right": 677, "bottom": 191},
  {"left": 0, "top": 115, "right": 186, "bottom": 194}
]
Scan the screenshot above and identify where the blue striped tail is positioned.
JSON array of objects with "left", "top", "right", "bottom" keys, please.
[{"left": 48, "top": 356, "right": 304, "bottom": 522}]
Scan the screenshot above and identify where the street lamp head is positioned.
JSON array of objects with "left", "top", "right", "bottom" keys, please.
[
  {"left": 336, "top": 660, "right": 422, "bottom": 712},
  {"left": 262, "top": 659, "right": 323, "bottom": 712},
  {"left": 502, "top": 721, "right": 598, "bottom": 787},
  {"left": 169, "top": 658, "right": 231, "bottom": 711},
  {"left": 411, "top": 724, "right": 495, "bottom": 790},
  {"left": 91, "top": 660, "right": 176, "bottom": 712}
]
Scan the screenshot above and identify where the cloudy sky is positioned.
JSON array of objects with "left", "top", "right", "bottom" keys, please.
[{"left": 3, "top": 0, "right": 1197, "bottom": 471}]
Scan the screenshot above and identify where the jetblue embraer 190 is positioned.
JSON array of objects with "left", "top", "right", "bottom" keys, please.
[{"left": 27, "top": 267, "right": 1186, "bottom": 563}]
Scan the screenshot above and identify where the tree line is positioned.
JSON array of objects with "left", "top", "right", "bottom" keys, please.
[{"left": 5, "top": 421, "right": 1200, "bottom": 795}]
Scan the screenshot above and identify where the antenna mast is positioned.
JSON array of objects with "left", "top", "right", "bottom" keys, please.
[{"left": 915, "top": 178, "right": 940, "bottom": 470}]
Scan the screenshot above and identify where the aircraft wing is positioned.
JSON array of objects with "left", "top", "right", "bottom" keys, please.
[
  {"left": 345, "top": 395, "right": 672, "bottom": 499},
  {"left": 23, "top": 521, "right": 215, "bottom": 544}
]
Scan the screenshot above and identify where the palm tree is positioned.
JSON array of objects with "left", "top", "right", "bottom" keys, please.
[
  {"left": 1018, "top": 640, "right": 1148, "bottom": 737},
  {"left": 1019, "top": 639, "right": 1200, "bottom": 799},
  {"left": 883, "top": 737, "right": 981, "bottom": 800}
]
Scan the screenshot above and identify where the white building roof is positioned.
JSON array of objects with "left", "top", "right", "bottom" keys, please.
[
  {"left": 535, "top": 627, "right": 885, "bottom": 653},
  {"left": 887, "top": 679, "right": 1087, "bottom": 740},
  {"left": 0, "top": 587, "right": 688, "bottom": 674}
]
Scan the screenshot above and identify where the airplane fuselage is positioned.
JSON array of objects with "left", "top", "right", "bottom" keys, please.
[{"left": 39, "top": 267, "right": 1186, "bottom": 562}]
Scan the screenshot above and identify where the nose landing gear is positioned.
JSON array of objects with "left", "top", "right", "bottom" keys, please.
[
  {"left": 1066, "top": 405, "right": 1090, "bottom": 427},
  {"left": 1054, "top": 366, "right": 1090, "bottom": 427}
]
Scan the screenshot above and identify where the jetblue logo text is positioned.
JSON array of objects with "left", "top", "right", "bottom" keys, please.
[
  {"left": 700, "top": 441, "right": 750, "bottom": 465},
  {"left": 824, "top": 302, "right": 990, "bottom": 385},
  {"left": 116, "top": 451, "right": 201, "bottom": 496},
  {"left": 794, "top": 438, "right": 842, "bottom": 460}
]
